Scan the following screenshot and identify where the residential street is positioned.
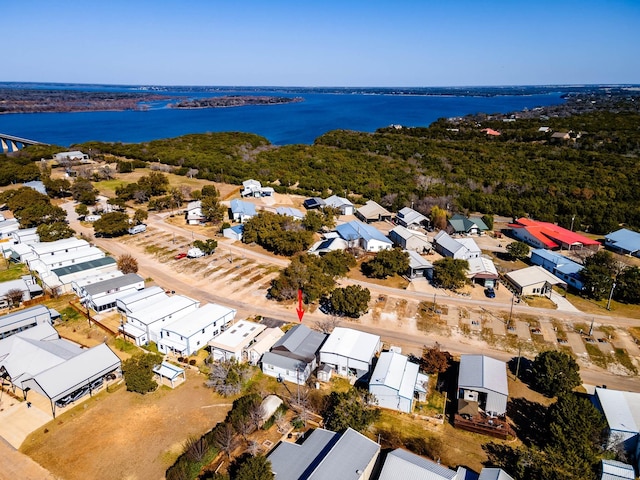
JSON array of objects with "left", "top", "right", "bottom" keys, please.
[{"left": 61, "top": 201, "right": 640, "bottom": 393}]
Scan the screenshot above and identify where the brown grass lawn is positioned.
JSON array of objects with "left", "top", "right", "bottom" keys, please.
[
  {"left": 564, "top": 291, "right": 640, "bottom": 319},
  {"left": 522, "top": 296, "right": 557, "bottom": 309},
  {"left": 347, "top": 263, "right": 410, "bottom": 290},
  {"left": 90, "top": 167, "right": 241, "bottom": 200},
  {"left": 21, "top": 370, "right": 231, "bottom": 480}
]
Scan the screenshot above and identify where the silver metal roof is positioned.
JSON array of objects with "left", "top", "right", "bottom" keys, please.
[{"left": 458, "top": 355, "right": 508, "bottom": 396}]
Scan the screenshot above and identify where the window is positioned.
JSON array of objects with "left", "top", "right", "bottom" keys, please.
[{"left": 202, "top": 329, "right": 205, "bottom": 334}]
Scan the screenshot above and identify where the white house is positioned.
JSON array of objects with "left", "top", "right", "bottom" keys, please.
[
  {"left": 599, "top": 460, "right": 635, "bottom": 480},
  {"left": 246, "top": 327, "right": 285, "bottom": 366},
  {"left": 53, "top": 150, "right": 89, "bottom": 162},
  {"left": 223, "top": 225, "right": 244, "bottom": 241},
  {"left": 208, "top": 320, "right": 266, "bottom": 361},
  {"left": 335, "top": 220, "right": 393, "bottom": 252},
  {"left": 0, "top": 304, "right": 55, "bottom": 339},
  {"left": 458, "top": 354, "right": 508, "bottom": 417},
  {"left": 158, "top": 303, "right": 237, "bottom": 356},
  {"left": 396, "top": 207, "right": 429, "bottom": 229},
  {"left": 433, "top": 231, "right": 481, "bottom": 260},
  {"left": 319, "top": 327, "right": 381, "bottom": 380},
  {"left": 229, "top": 199, "right": 257, "bottom": 223},
  {"left": 593, "top": 387, "right": 640, "bottom": 459},
  {"left": 323, "top": 195, "right": 354, "bottom": 215},
  {"left": 28, "top": 246, "right": 106, "bottom": 277},
  {"left": 42, "top": 256, "right": 119, "bottom": 296},
  {"left": 505, "top": 266, "right": 566, "bottom": 297},
  {"left": 0, "top": 218, "right": 20, "bottom": 241},
  {"left": 185, "top": 200, "right": 205, "bottom": 225},
  {"left": 241, "top": 179, "right": 274, "bottom": 198},
  {"left": 122, "top": 294, "right": 200, "bottom": 346},
  {"left": 369, "top": 351, "right": 427, "bottom": 414},
  {"left": 261, "top": 324, "right": 327, "bottom": 385},
  {"left": 276, "top": 207, "right": 305, "bottom": 221},
  {"left": 388, "top": 225, "right": 432, "bottom": 252},
  {"left": 0, "top": 323, "right": 120, "bottom": 417},
  {"left": 0, "top": 276, "right": 42, "bottom": 308},
  {"left": 74, "top": 273, "right": 145, "bottom": 313},
  {"left": 466, "top": 256, "right": 499, "bottom": 288},
  {"left": 10, "top": 227, "right": 39, "bottom": 245},
  {"left": 116, "top": 286, "right": 168, "bottom": 315}
]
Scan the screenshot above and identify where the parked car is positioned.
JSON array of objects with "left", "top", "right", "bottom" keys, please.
[
  {"left": 174, "top": 252, "right": 187, "bottom": 259},
  {"left": 485, "top": 287, "right": 496, "bottom": 298}
]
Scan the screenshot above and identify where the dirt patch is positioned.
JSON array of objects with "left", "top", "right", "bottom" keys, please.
[{"left": 20, "top": 370, "right": 230, "bottom": 480}]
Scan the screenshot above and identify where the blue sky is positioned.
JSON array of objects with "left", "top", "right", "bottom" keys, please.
[{"left": 5, "top": 0, "right": 640, "bottom": 87}]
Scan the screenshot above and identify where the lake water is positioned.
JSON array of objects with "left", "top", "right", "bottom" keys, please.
[{"left": 0, "top": 87, "right": 565, "bottom": 146}]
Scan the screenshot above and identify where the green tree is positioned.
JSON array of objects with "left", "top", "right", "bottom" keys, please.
[
  {"left": 430, "top": 206, "right": 448, "bottom": 231},
  {"left": 108, "top": 197, "right": 127, "bottom": 211},
  {"left": 133, "top": 208, "right": 148, "bottom": 225},
  {"left": 301, "top": 210, "right": 324, "bottom": 232},
  {"left": 44, "top": 177, "right": 71, "bottom": 198},
  {"left": 137, "top": 171, "right": 169, "bottom": 197},
  {"left": 531, "top": 350, "right": 581, "bottom": 397},
  {"left": 122, "top": 353, "right": 163, "bottom": 394},
  {"left": 581, "top": 250, "right": 618, "bottom": 300},
  {"left": 361, "top": 248, "right": 409, "bottom": 279},
  {"left": 93, "top": 211, "right": 131, "bottom": 237},
  {"left": 432, "top": 257, "right": 469, "bottom": 290},
  {"left": 270, "top": 254, "right": 336, "bottom": 302},
  {"left": 228, "top": 454, "right": 274, "bottom": 480},
  {"left": 329, "top": 285, "right": 371, "bottom": 318},
  {"left": 75, "top": 203, "right": 89, "bottom": 218},
  {"left": 193, "top": 239, "right": 218, "bottom": 255},
  {"left": 545, "top": 393, "right": 607, "bottom": 478},
  {"left": 201, "top": 194, "right": 226, "bottom": 224},
  {"left": 322, "top": 387, "right": 380, "bottom": 433},
  {"left": 615, "top": 266, "right": 640, "bottom": 304},
  {"left": 36, "top": 222, "right": 75, "bottom": 242},
  {"left": 481, "top": 214, "right": 494, "bottom": 231},
  {"left": 71, "top": 178, "right": 98, "bottom": 204},
  {"left": 506, "top": 241, "right": 530, "bottom": 260},
  {"left": 321, "top": 250, "right": 356, "bottom": 277}
]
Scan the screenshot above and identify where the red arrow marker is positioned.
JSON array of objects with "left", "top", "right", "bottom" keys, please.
[{"left": 296, "top": 289, "right": 304, "bottom": 322}]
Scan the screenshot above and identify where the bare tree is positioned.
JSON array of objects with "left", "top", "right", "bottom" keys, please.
[
  {"left": 247, "top": 440, "right": 261, "bottom": 456},
  {"left": 233, "top": 414, "right": 254, "bottom": 441},
  {"left": 214, "top": 422, "right": 238, "bottom": 459},
  {"left": 274, "top": 410, "right": 289, "bottom": 434},
  {"left": 117, "top": 254, "right": 139, "bottom": 274},
  {"left": 187, "top": 168, "right": 199, "bottom": 179},
  {"left": 313, "top": 316, "right": 339, "bottom": 334},
  {"left": 206, "top": 359, "right": 251, "bottom": 397},
  {"left": 249, "top": 401, "right": 266, "bottom": 430},
  {"left": 5, "top": 288, "right": 23, "bottom": 307},
  {"left": 184, "top": 436, "right": 208, "bottom": 462}
]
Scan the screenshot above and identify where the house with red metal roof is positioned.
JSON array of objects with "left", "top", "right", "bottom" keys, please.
[{"left": 508, "top": 218, "right": 600, "bottom": 252}]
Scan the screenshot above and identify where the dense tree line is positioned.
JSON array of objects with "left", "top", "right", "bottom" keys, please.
[
  {"left": 242, "top": 211, "right": 317, "bottom": 257},
  {"left": 0, "top": 187, "right": 68, "bottom": 228},
  {"left": 269, "top": 251, "right": 356, "bottom": 303},
  {"left": 66, "top": 100, "right": 640, "bottom": 232}
]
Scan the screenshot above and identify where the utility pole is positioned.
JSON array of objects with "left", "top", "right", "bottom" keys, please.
[
  {"left": 508, "top": 294, "right": 515, "bottom": 328},
  {"left": 606, "top": 282, "right": 616, "bottom": 311},
  {"left": 515, "top": 345, "right": 522, "bottom": 380},
  {"left": 589, "top": 317, "right": 595, "bottom": 337}
]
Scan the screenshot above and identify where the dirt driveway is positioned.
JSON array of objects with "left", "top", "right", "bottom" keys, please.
[{"left": 20, "top": 370, "right": 231, "bottom": 480}]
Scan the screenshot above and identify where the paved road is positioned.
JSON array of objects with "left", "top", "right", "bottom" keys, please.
[{"left": 62, "top": 202, "right": 640, "bottom": 393}]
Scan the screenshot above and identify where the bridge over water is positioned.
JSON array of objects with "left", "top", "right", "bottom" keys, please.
[{"left": 0, "top": 133, "right": 48, "bottom": 153}]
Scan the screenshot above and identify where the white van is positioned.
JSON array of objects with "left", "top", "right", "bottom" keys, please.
[{"left": 128, "top": 224, "right": 147, "bottom": 235}]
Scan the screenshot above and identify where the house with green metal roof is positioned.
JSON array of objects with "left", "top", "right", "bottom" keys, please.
[{"left": 447, "top": 214, "right": 489, "bottom": 236}]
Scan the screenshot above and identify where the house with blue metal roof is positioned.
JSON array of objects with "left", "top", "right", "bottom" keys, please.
[
  {"left": 335, "top": 220, "right": 393, "bottom": 252},
  {"left": 530, "top": 248, "right": 585, "bottom": 291},
  {"left": 229, "top": 199, "right": 257, "bottom": 223},
  {"left": 604, "top": 229, "right": 640, "bottom": 258}
]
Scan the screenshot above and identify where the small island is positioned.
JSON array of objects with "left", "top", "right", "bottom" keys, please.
[{"left": 170, "top": 95, "right": 303, "bottom": 109}]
